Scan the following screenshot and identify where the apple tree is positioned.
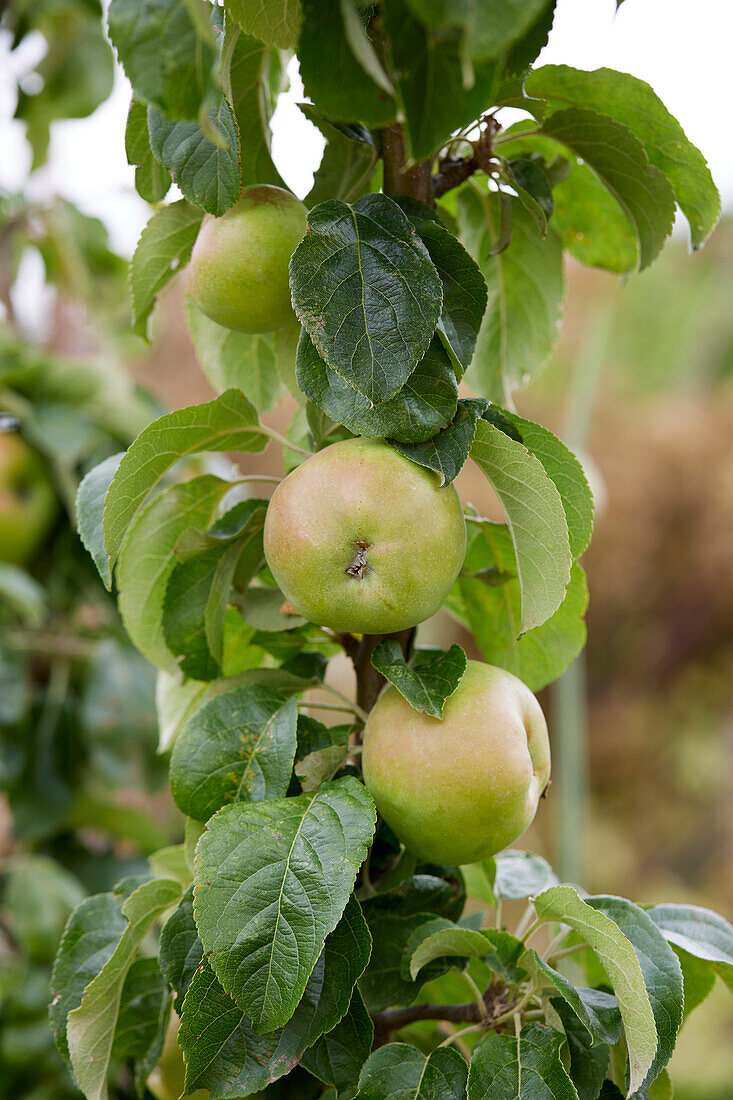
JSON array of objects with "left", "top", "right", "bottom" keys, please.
[{"left": 48, "top": 2, "right": 733, "bottom": 1098}]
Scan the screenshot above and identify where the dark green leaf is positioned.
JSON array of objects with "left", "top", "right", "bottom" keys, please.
[
  {"left": 163, "top": 547, "right": 229, "bottom": 680},
  {"left": 409, "top": 923, "right": 525, "bottom": 983},
  {"left": 539, "top": 108, "right": 675, "bottom": 270},
  {"left": 405, "top": 0, "right": 552, "bottom": 62},
  {"left": 366, "top": 872, "right": 465, "bottom": 923},
  {"left": 113, "top": 957, "right": 167, "bottom": 1059},
  {"left": 551, "top": 998, "right": 609, "bottom": 1100},
  {"left": 526, "top": 64, "right": 721, "bottom": 248},
  {"left": 673, "top": 946, "right": 717, "bottom": 1016},
  {"left": 359, "top": 912, "right": 448, "bottom": 1011},
  {"left": 108, "top": 0, "right": 218, "bottom": 119},
  {"left": 457, "top": 189, "right": 564, "bottom": 402},
  {"left": 467, "top": 1023, "right": 577, "bottom": 1099},
  {"left": 148, "top": 100, "right": 241, "bottom": 217},
  {"left": 75, "top": 453, "right": 123, "bottom": 591},
  {"left": 158, "top": 886, "right": 204, "bottom": 1001},
  {"left": 390, "top": 398, "right": 490, "bottom": 485},
  {"left": 588, "top": 896, "right": 683, "bottom": 1087},
  {"left": 371, "top": 641, "right": 467, "bottom": 719},
  {"left": 502, "top": 153, "right": 553, "bottom": 234},
  {"left": 298, "top": 0, "right": 397, "bottom": 127},
  {"left": 357, "top": 1042, "right": 467, "bottom": 1099},
  {"left": 296, "top": 332, "right": 458, "bottom": 444},
  {"left": 223, "top": 24, "right": 287, "bottom": 188},
  {"left": 290, "top": 194, "right": 442, "bottom": 404},
  {"left": 301, "top": 988, "right": 373, "bottom": 1098},
  {"left": 169, "top": 685, "right": 298, "bottom": 820},
  {"left": 385, "top": 0, "right": 500, "bottom": 161},
  {"left": 394, "top": 200, "right": 488, "bottom": 375},
  {"left": 130, "top": 200, "right": 204, "bottom": 339},
  {"left": 179, "top": 896, "right": 371, "bottom": 1096},
  {"left": 194, "top": 778, "right": 375, "bottom": 1031}
]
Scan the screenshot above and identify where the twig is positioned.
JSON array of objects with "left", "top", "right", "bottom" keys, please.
[
  {"left": 321, "top": 683, "right": 369, "bottom": 723},
  {"left": 438, "top": 1021, "right": 487, "bottom": 1048}
]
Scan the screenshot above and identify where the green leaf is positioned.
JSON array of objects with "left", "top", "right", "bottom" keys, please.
[
  {"left": 0, "top": 563, "right": 46, "bottom": 627},
  {"left": 371, "top": 642, "right": 466, "bottom": 719},
  {"left": 194, "top": 777, "right": 375, "bottom": 1031},
  {"left": 290, "top": 194, "right": 442, "bottom": 405},
  {"left": 409, "top": 924, "right": 523, "bottom": 982},
  {"left": 108, "top": 0, "right": 218, "bottom": 120},
  {"left": 169, "top": 685, "right": 298, "bottom": 820},
  {"left": 405, "top": 0, "right": 552, "bottom": 62},
  {"left": 366, "top": 872, "right": 465, "bottom": 923},
  {"left": 149, "top": 845, "right": 192, "bottom": 889},
  {"left": 467, "top": 1023, "right": 578, "bottom": 1099},
  {"left": 112, "top": 957, "right": 167, "bottom": 1059},
  {"left": 549, "top": 999, "right": 609, "bottom": 1100},
  {"left": 646, "top": 903, "right": 733, "bottom": 990},
  {"left": 588, "top": 896, "right": 683, "bottom": 1088},
  {"left": 395, "top": 200, "right": 488, "bottom": 375},
  {"left": 297, "top": 332, "right": 458, "bottom": 445},
  {"left": 75, "top": 453, "right": 124, "bottom": 590},
  {"left": 674, "top": 946, "right": 717, "bottom": 1016},
  {"left": 178, "top": 896, "right": 372, "bottom": 1096},
  {"left": 385, "top": 0, "right": 500, "bottom": 162},
  {"left": 163, "top": 547, "right": 231, "bottom": 680},
  {"left": 357, "top": 1043, "right": 468, "bottom": 1100},
  {"left": 470, "top": 421, "right": 572, "bottom": 633},
  {"left": 227, "top": 0, "right": 302, "bottom": 47},
  {"left": 4, "top": 856, "right": 84, "bottom": 964},
  {"left": 104, "top": 389, "right": 268, "bottom": 572},
  {"left": 298, "top": 0, "right": 397, "bottom": 127},
  {"left": 148, "top": 100, "right": 242, "bottom": 217},
  {"left": 66, "top": 878, "right": 181, "bottom": 1100},
  {"left": 494, "top": 850, "right": 558, "bottom": 899},
  {"left": 125, "top": 98, "right": 172, "bottom": 203},
  {"left": 158, "top": 886, "right": 204, "bottom": 1000},
  {"left": 552, "top": 159, "right": 638, "bottom": 274},
  {"left": 457, "top": 189, "right": 564, "bottom": 402},
  {"left": 130, "top": 200, "right": 204, "bottom": 339},
  {"left": 223, "top": 24, "right": 287, "bottom": 188},
  {"left": 117, "top": 477, "right": 228, "bottom": 672},
  {"left": 525, "top": 64, "right": 721, "bottom": 248},
  {"left": 532, "top": 885, "right": 657, "bottom": 1096},
  {"left": 538, "top": 108, "right": 675, "bottom": 270},
  {"left": 359, "top": 911, "right": 450, "bottom": 1011},
  {"left": 390, "top": 397, "right": 489, "bottom": 486},
  {"left": 303, "top": 107, "right": 378, "bottom": 207},
  {"left": 520, "top": 950, "right": 621, "bottom": 1045},
  {"left": 184, "top": 295, "right": 281, "bottom": 409},
  {"left": 454, "top": 527, "right": 588, "bottom": 691},
  {"left": 50, "top": 893, "right": 128, "bottom": 1064},
  {"left": 502, "top": 154, "right": 553, "bottom": 235},
  {"left": 504, "top": 414, "right": 594, "bottom": 560},
  {"left": 300, "top": 987, "right": 373, "bottom": 1098}
]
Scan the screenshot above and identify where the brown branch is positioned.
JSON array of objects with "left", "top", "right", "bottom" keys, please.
[
  {"left": 431, "top": 115, "right": 502, "bottom": 200},
  {"left": 382, "top": 123, "right": 433, "bottom": 203}
]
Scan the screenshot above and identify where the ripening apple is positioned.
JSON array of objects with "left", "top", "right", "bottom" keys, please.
[
  {"left": 263, "top": 437, "right": 466, "bottom": 634},
  {"left": 187, "top": 185, "right": 307, "bottom": 333},
  {"left": 362, "top": 660, "right": 551, "bottom": 865},
  {"left": 0, "top": 430, "right": 58, "bottom": 566}
]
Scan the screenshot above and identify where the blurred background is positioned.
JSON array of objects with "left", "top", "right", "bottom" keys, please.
[{"left": 1, "top": 0, "right": 732, "bottom": 1096}]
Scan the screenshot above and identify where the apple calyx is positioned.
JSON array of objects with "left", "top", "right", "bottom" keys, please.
[{"left": 346, "top": 539, "right": 371, "bottom": 579}]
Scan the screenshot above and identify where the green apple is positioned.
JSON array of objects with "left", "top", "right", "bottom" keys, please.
[
  {"left": 263, "top": 437, "right": 466, "bottom": 634},
  {"left": 0, "top": 430, "right": 58, "bottom": 565},
  {"left": 187, "top": 185, "right": 307, "bottom": 333},
  {"left": 362, "top": 660, "right": 551, "bottom": 865}
]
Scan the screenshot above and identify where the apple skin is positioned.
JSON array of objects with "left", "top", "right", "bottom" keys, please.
[
  {"left": 362, "top": 660, "right": 551, "bottom": 865},
  {"left": 187, "top": 185, "right": 307, "bottom": 333},
  {"left": 0, "top": 431, "right": 58, "bottom": 566},
  {"left": 263, "top": 437, "right": 466, "bottom": 634}
]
